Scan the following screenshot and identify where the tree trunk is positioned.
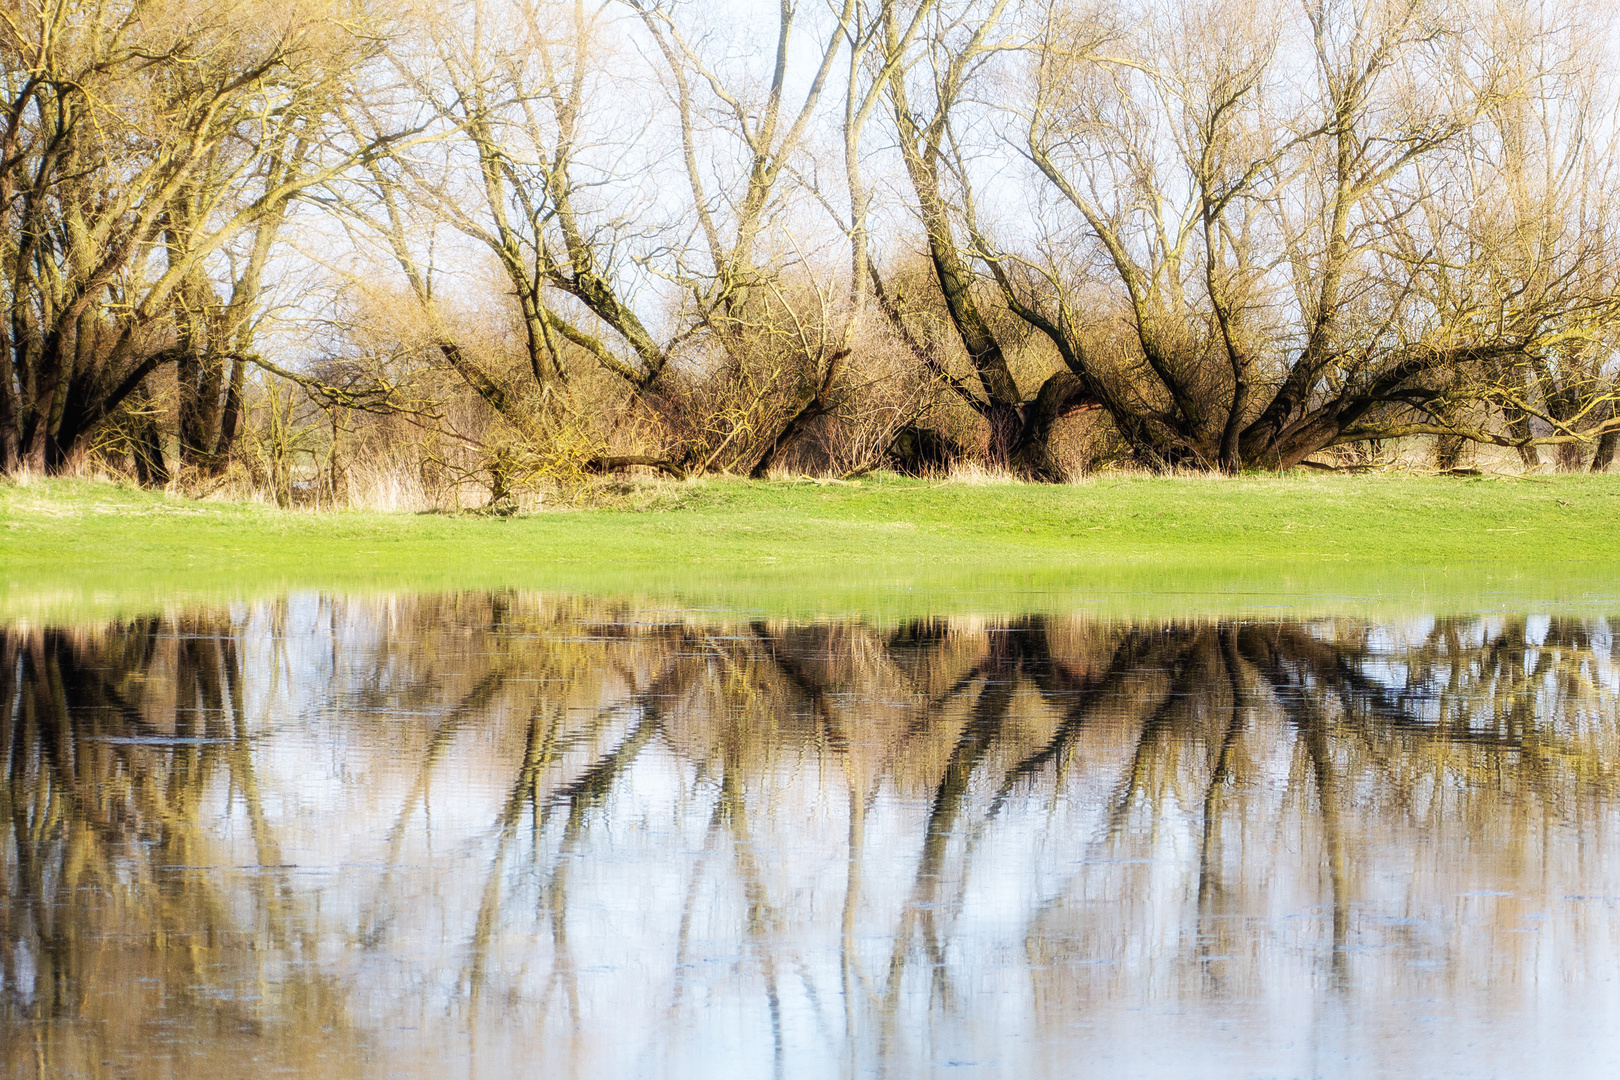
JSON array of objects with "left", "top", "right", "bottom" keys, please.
[
  {"left": 1592, "top": 429, "right": 1617, "bottom": 473},
  {"left": 132, "top": 381, "right": 169, "bottom": 489},
  {"left": 1504, "top": 405, "right": 1540, "bottom": 469},
  {"left": 0, "top": 345, "right": 17, "bottom": 471},
  {"left": 209, "top": 355, "right": 248, "bottom": 475},
  {"left": 179, "top": 350, "right": 226, "bottom": 467},
  {"left": 1011, "top": 371, "right": 1099, "bottom": 480},
  {"left": 750, "top": 395, "right": 826, "bottom": 479},
  {"left": 1433, "top": 433, "right": 1465, "bottom": 471}
]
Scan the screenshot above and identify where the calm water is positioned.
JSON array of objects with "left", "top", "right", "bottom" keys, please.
[{"left": 4, "top": 593, "right": 1620, "bottom": 1079}]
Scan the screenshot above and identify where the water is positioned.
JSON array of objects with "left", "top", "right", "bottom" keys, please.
[{"left": 4, "top": 593, "right": 1620, "bottom": 1078}]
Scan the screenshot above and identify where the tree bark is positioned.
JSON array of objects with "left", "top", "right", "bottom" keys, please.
[
  {"left": 1013, "top": 371, "right": 1101, "bottom": 479},
  {"left": 1592, "top": 420, "right": 1617, "bottom": 473}
]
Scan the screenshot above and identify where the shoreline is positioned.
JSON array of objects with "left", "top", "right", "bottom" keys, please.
[{"left": 5, "top": 473, "right": 1619, "bottom": 623}]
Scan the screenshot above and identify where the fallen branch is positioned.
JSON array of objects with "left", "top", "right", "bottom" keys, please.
[{"left": 583, "top": 454, "right": 686, "bottom": 479}]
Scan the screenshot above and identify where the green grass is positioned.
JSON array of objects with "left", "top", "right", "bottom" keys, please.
[{"left": 4, "top": 471, "right": 1619, "bottom": 622}]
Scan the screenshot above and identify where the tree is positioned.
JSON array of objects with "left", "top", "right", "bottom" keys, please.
[
  {"left": 1404, "top": 0, "right": 1620, "bottom": 472},
  {"left": 993, "top": 0, "right": 1620, "bottom": 471},
  {"left": 0, "top": 0, "right": 385, "bottom": 476},
  {"left": 879, "top": 0, "right": 1102, "bottom": 474}
]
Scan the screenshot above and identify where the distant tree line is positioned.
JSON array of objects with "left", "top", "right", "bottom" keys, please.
[{"left": 2, "top": 0, "right": 1617, "bottom": 496}]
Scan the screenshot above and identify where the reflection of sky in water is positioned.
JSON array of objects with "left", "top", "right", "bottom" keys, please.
[{"left": 5, "top": 596, "right": 1620, "bottom": 1078}]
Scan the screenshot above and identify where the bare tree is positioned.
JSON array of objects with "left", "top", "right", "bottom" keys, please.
[
  {"left": 0, "top": 0, "right": 389, "bottom": 476},
  {"left": 873, "top": 0, "right": 1106, "bottom": 474},
  {"left": 1401, "top": 0, "right": 1620, "bottom": 472},
  {"left": 993, "top": 0, "right": 1620, "bottom": 471}
]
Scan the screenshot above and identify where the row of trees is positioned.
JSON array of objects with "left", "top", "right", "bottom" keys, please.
[{"left": 2, "top": 0, "right": 1618, "bottom": 492}]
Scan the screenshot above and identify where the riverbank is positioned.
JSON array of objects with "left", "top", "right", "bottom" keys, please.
[{"left": 4, "top": 472, "right": 1619, "bottom": 622}]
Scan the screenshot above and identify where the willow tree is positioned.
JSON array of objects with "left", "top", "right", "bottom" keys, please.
[
  {"left": 343, "top": 0, "right": 880, "bottom": 475},
  {"left": 980, "top": 0, "right": 1620, "bottom": 471},
  {"left": 1401, "top": 0, "right": 1620, "bottom": 472},
  {"left": 876, "top": 0, "right": 1107, "bottom": 475},
  {"left": 0, "top": 0, "right": 386, "bottom": 476},
  {"left": 337, "top": 0, "right": 668, "bottom": 461}
]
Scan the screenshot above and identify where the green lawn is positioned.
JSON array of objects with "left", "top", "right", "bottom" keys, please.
[{"left": 4, "top": 472, "right": 1619, "bottom": 622}]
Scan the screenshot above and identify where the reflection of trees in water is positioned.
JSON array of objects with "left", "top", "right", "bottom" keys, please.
[
  {"left": 1026, "top": 617, "right": 1620, "bottom": 1023},
  {"left": 0, "top": 611, "right": 362, "bottom": 1077},
  {"left": 3, "top": 601, "right": 1618, "bottom": 1077}
]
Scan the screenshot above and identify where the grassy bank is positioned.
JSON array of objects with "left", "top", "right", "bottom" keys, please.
[{"left": 4, "top": 472, "right": 1619, "bottom": 622}]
